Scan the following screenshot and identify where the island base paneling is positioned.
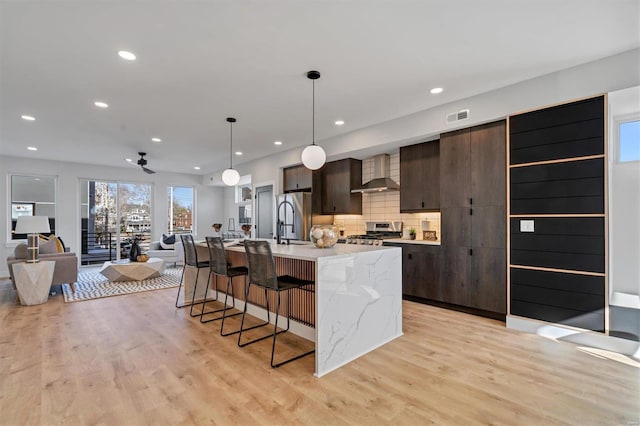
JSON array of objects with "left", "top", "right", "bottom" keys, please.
[{"left": 225, "top": 250, "right": 316, "bottom": 327}]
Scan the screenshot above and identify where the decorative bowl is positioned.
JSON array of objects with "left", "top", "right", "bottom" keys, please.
[
  {"left": 309, "top": 225, "right": 338, "bottom": 248},
  {"left": 136, "top": 254, "right": 149, "bottom": 263}
]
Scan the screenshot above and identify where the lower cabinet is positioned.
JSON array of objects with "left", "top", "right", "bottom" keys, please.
[
  {"left": 386, "top": 243, "right": 441, "bottom": 300},
  {"left": 387, "top": 242, "right": 506, "bottom": 318}
]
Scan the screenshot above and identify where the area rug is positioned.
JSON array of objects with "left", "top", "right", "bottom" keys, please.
[{"left": 62, "top": 266, "right": 182, "bottom": 303}]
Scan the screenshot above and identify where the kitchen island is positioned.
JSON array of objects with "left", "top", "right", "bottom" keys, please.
[{"left": 189, "top": 241, "right": 402, "bottom": 377}]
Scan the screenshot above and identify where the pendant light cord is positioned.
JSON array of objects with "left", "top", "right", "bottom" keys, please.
[
  {"left": 229, "top": 121, "right": 233, "bottom": 168},
  {"left": 312, "top": 78, "right": 315, "bottom": 146}
]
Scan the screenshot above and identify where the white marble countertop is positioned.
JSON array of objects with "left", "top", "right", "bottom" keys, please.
[
  {"left": 383, "top": 238, "right": 441, "bottom": 246},
  {"left": 223, "top": 240, "right": 398, "bottom": 261}
]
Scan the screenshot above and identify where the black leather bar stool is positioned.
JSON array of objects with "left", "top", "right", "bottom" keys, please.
[
  {"left": 175, "top": 234, "right": 213, "bottom": 317},
  {"left": 202, "top": 236, "right": 247, "bottom": 331},
  {"left": 238, "top": 240, "right": 315, "bottom": 368}
]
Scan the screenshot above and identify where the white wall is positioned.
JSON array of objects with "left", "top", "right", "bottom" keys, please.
[
  {"left": 209, "top": 48, "right": 640, "bottom": 234},
  {"left": 1, "top": 156, "right": 224, "bottom": 276},
  {"left": 608, "top": 86, "right": 640, "bottom": 306}
]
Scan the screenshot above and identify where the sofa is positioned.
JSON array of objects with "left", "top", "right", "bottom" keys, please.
[
  {"left": 146, "top": 236, "right": 185, "bottom": 266},
  {"left": 7, "top": 241, "right": 78, "bottom": 293}
]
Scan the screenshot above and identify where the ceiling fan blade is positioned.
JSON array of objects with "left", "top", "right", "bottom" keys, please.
[{"left": 142, "top": 166, "right": 156, "bottom": 174}]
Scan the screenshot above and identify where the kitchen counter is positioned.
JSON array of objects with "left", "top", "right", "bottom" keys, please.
[
  {"left": 196, "top": 239, "right": 402, "bottom": 377},
  {"left": 384, "top": 238, "right": 441, "bottom": 246},
  {"left": 225, "top": 240, "right": 397, "bottom": 260}
]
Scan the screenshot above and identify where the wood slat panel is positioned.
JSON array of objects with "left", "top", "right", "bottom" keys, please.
[
  {"left": 509, "top": 217, "right": 605, "bottom": 273},
  {"left": 510, "top": 118, "right": 604, "bottom": 164},
  {"left": 509, "top": 96, "right": 604, "bottom": 134},
  {"left": 510, "top": 300, "right": 604, "bottom": 332},
  {"left": 510, "top": 158, "right": 604, "bottom": 214},
  {"left": 225, "top": 250, "right": 315, "bottom": 327}
]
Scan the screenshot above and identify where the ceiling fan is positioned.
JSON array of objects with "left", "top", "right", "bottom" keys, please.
[{"left": 137, "top": 152, "right": 156, "bottom": 174}]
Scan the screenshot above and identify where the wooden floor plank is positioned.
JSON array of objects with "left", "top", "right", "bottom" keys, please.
[{"left": 0, "top": 278, "right": 637, "bottom": 425}]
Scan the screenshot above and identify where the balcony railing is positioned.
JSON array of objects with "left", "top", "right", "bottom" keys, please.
[{"left": 81, "top": 231, "right": 151, "bottom": 265}]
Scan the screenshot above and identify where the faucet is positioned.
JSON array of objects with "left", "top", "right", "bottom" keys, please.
[{"left": 276, "top": 199, "right": 295, "bottom": 245}]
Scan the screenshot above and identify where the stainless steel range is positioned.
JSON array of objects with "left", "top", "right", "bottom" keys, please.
[{"left": 346, "top": 221, "right": 403, "bottom": 246}]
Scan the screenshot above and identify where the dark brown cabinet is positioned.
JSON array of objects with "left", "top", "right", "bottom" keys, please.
[
  {"left": 439, "top": 120, "right": 506, "bottom": 315},
  {"left": 283, "top": 164, "right": 312, "bottom": 192},
  {"left": 320, "top": 158, "right": 362, "bottom": 215},
  {"left": 385, "top": 243, "right": 441, "bottom": 300},
  {"left": 400, "top": 140, "right": 440, "bottom": 212}
]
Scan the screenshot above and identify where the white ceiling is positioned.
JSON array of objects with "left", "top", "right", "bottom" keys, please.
[{"left": 1, "top": 1, "right": 638, "bottom": 175}]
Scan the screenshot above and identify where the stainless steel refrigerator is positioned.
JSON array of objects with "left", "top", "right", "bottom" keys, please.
[{"left": 276, "top": 192, "right": 312, "bottom": 241}]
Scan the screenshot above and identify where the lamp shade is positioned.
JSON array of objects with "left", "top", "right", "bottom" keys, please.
[
  {"left": 301, "top": 144, "right": 326, "bottom": 170},
  {"left": 15, "top": 216, "right": 51, "bottom": 234},
  {"left": 222, "top": 168, "right": 240, "bottom": 186}
]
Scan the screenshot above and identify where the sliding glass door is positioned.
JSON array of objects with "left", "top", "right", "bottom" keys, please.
[{"left": 80, "top": 180, "right": 152, "bottom": 265}]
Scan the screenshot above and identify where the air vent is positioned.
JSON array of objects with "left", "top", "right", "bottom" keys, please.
[{"left": 446, "top": 109, "right": 470, "bottom": 124}]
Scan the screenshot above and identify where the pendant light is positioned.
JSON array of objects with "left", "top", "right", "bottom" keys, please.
[
  {"left": 301, "top": 70, "right": 326, "bottom": 170},
  {"left": 221, "top": 117, "right": 241, "bottom": 186}
]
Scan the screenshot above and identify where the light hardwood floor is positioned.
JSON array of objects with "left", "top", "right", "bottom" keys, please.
[{"left": 0, "top": 277, "right": 637, "bottom": 425}]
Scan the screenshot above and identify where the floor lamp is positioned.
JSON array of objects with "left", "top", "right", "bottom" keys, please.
[{"left": 15, "top": 216, "right": 51, "bottom": 263}]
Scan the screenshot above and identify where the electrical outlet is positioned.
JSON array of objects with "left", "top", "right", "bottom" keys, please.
[{"left": 520, "top": 220, "right": 535, "bottom": 233}]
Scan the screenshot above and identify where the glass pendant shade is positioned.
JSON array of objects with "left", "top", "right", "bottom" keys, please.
[
  {"left": 301, "top": 144, "right": 326, "bottom": 170},
  {"left": 301, "top": 70, "right": 326, "bottom": 170},
  {"left": 222, "top": 168, "right": 240, "bottom": 186},
  {"left": 222, "top": 116, "right": 239, "bottom": 186}
]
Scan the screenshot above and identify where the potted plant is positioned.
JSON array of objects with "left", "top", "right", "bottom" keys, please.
[{"left": 408, "top": 227, "right": 416, "bottom": 240}]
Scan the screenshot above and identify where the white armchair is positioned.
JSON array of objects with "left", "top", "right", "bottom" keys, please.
[{"left": 146, "top": 237, "right": 185, "bottom": 266}]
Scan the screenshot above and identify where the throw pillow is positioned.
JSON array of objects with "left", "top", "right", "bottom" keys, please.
[
  {"left": 14, "top": 243, "right": 28, "bottom": 259},
  {"left": 56, "top": 236, "right": 67, "bottom": 252},
  {"left": 38, "top": 234, "right": 66, "bottom": 253},
  {"left": 39, "top": 238, "right": 59, "bottom": 254},
  {"left": 160, "top": 233, "right": 175, "bottom": 250}
]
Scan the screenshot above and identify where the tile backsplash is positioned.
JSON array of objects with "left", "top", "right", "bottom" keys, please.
[{"left": 334, "top": 154, "right": 441, "bottom": 240}]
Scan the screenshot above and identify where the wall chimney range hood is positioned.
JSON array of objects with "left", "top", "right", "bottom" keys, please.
[{"left": 351, "top": 154, "right": 399, "bottom": 193}]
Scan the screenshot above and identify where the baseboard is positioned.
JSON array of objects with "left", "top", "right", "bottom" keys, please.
[
  {"left": 0, "top": 269, "right": 9, "bottom": 279},
  {"left": 403, "top": 295, "right": 506, "bottom": 321}
]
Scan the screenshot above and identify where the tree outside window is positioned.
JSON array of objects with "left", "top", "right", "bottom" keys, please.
[{"left": 168, "top": 186, "right": 194, "bottom": 234}]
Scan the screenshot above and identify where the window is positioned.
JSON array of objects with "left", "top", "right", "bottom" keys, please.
[
  {"left": 10, "top": 175, "right": 56, "bottom": 240},
  {"left": 80, "top": 180, "right": 152, "bottom": 265},
  {"left": 618, "top": 118, "right": 640, "bottom": 163},
  {"left": 168, "top": 186, "right": 194, "bottom": 234},
  {"left": 236, "top": 183, "right": 252, "bottom": 203}
]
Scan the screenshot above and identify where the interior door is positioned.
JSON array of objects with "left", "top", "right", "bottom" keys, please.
[{"left": 255, "top": 185, "right": 273, "bottom": 239}]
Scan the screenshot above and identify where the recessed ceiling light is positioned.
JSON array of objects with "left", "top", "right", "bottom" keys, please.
[
  {"left": 193, "top": 166, "right": 201, "bottom": 170},
  {"left": 21, "top": 115, "right": 35, "bottom": 121},
  {"left": 334, "top": 120, "right": 345, "bottom": 126},
  {"left": 27, "top": 146, "right": 38, "bottom": 151},
  {"left": 125, "top": 158, "right": 132, "bottom": 162},
  {"left": 235, "top": 151, "right": 243, "bottom": 156},
  {"left": 430, "top": 87, "right": 443, "bottom": 94},
  {"left": 118, "top": 50, "right": 136, "bottom": 61},
  {"left": 94, "top": 101, "right": 109, "bottom": 108},
  {"left": 274, "top": 141, "right": 283, "bottom": 145},
  {"left": 151, "top": 137, "right": 162, "bottom": 142},
  {"left": 34, "top": 178, "right": 41, "bottom": 181}
]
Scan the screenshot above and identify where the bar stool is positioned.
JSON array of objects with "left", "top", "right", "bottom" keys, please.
[
  {"left": 202, "top": 236, "right": 246, "bottom": 331},
  {"left": 175, "top": 234, "right": 212, "bottom": 317},
  {"left": 239, "top": 240, "right": 315, "bottom": 368}
]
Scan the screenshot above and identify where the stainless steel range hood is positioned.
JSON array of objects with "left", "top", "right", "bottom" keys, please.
[{"left": 351, "top": 154, "right": 400, "bottom": 193}]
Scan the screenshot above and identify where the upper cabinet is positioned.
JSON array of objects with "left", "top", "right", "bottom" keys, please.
[
  {"left": 283, "top": 164, "right": 312, "bottom": 192},
  {"left": 400, "top": 140, "right": 440, "bottom": 212},
  {"left": 320, "top": 158, "right": 362, "bottom": 215}
]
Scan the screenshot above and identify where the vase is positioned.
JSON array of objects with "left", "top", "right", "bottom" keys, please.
[
  {"left": 309, "top": 225, "right": 338, "bottom": 248},
  {"left": 129, "top": 241, "right": 140, "bottom": 261}
]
